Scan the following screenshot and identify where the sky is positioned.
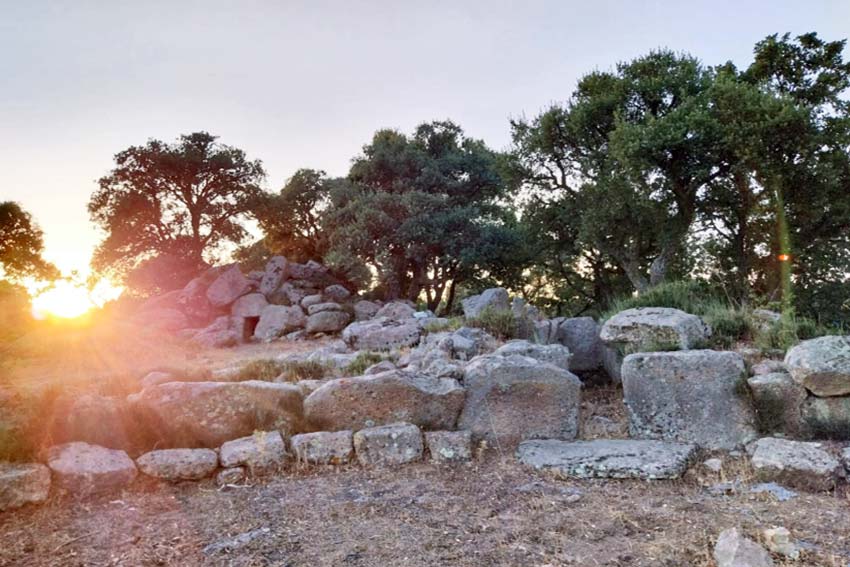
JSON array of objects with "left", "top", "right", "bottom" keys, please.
[{"left": 2, "top": 0, "right": 849, "bottom": 277}]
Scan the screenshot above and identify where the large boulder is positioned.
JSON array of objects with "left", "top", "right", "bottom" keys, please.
[
  {"left": 517, "top": 439, "right": 697, "bottom": 480},
  {"left": 550, "top": 317, "right": 603, "bottom": 372},
  {"left": 136, "top": 449, "right": 218, "bottom": 481},
  {"left": 130, "top": 381, "right": 304, "bottom": 448},
  {"left": 190, "top": 315, "right": 241, "bottom": 348},
  {"left": 600, "top": 307, "right": 710, "bottom": 352},
  {"left": 714, "top": 528, "right": 774, "bottom": 567},
  {"left": 784, "top": 336, "right": 850, "bottom": 397},
  {"left": 353, "top": 300, "right": 380, "bottom": 321},
  {"left": 621, "top": 350, "right": 757, "bottom": 450},
  {"left": 254, "top": 305, "right": 307, "bottom": 341},
  {"left": 304, "top": 370, "right": 464, "bottom": 431},
  {"left": 800, "top": 396, "right": 850, "bottom": 438},
  {"left": 458, "top": 354, "right": 582, "bottom": 447},
  {"left": 493, "top": 340, "right": 572, "bottom": 371},
  {"left": 461, "top": 287, "right": 510, "bottom": 319},
  {"left": 219, "top": 431, "right": 288, "bottom": 474},
  {"left": 749, "top": 437, "right": 841, "bottom": 491},
  {"left": 206, "top": 265, "right": 252, "bottom": 308},
  {"left": 341, "top": 320, "right": 421, "bottom": 351},
  {"left": 353, "top": 422, "right": 423, "bottom": 466},
  {"left": 0, "top": 463, "right": 51, "bottom": 511},
  {"left": 374, "top": 301, "right": 416, "bottom": 321},
  {"left": 47, "top": 442, "right": 138, "bottom": 495},
  {"left": 259, "top": 256, "right": 290, "bottom": 297},
  {"left": 747, "top": 373, "right": 807, "bottom": 437},
  {"left": 306, "top": 310, "right": 352, "bottom": 334},
  {"left": 231, "top": 293, "right": 268, "bottom": 318}
]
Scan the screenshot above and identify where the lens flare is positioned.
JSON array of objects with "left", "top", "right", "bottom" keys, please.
[{"left": 31, "top": 279, "right": 123, "bottom": 319}]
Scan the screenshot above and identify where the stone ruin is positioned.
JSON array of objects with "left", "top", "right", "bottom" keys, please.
[{"left": 2, "top": 266, "right": 850, "bottom": 521}]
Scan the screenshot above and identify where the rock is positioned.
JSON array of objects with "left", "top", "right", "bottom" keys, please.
[
  {"left": 600, "top": 307, "right": 710, "bottom": 352},
  {"left": 801, "top": 396, "right": 850, "bottom": 438},
  {"left": 190, "top": 316, "right": 242, "bottom": 348},
  {"left": 0, "top": 463, "right": 51, "bottom": 512},
  {"left": 130, "top": 380, "right": 303, "bottom": 448},
  {"left": 601, "top": 345, "right": 624, "bottom": 383},
  {"left": 307, "top": 302, "right": 343, "bottom": 315},
  {"left": 703, "top": 458, "right": 724, "bottom": 473},
  {"left": 324, "top": 284, "right": 351, "bottom": 301},
  {"left": 516, "top": 439, "right": 697, "bottom": 480},
  {"left": 271, "top": 282, "right": 308, "bottom": 306},
  {"left": 714, "top": 528, "right": 774, "bottom": 567},
  {"left": 493, "top": 340, "right": 572, "bottom": 371},
  {"left": 140, "top": 371, "right": 176, "bottom": 389},
  {"left": 762, "top": 527, "right": 799, "bottom": 560},
  {"left": 461, "top": 287, "right": 510, "bottom": 319},
  {"left": 291, "top": 430, "right": 354, "bottom": 465},
  {"left": 353, "top": 300, "right": 380, "bottom": 321},
  {"left": 353, "top": 423, "right": 423, "bottom": 466},
  {"left": 216, "top": 466, "right": 246, "bottom": 485},
  {"left": 177, "top": 274, "right": 218, "bottom": 325},
  {"left": 295, "top": 379, "right": 326, "bottom": 397},
  {"left": 231, "top": 293, "right": 268, "bottom": 318},
  {"left": 306, "top": 310, "right": 352, "bottom": 334},
  {"left": 752, "top": 309, "right": 782, "bottom": 332},
  {"left": 364, "top": 360, "right": 396, "bottom": 375},
  {"left": 458, "top": 354, "right": 582, "bottom": 447},
  {"left": 425, "top": 430, "right": 472, "bottom": 463},
  {"left": 47, "top": 394, "right": 144, "bottom": 453},
  {"left": 259, "top": 256, "right": 289, "bottom": 297},
  {"left": 47, "top": 442, "right": 137, "bottom": 495},
  {"left": 206, "top": 265, "right": 252, "bottom": 308},
  {"left": 303, "top": 370, "right": 464, "bottom": 432},
  {"left": 301, "top": 294, "right": 324, "bottom": 309},
  {"left": 219, "top": 431, "right": 288, "bottom": 474},
  {"left": 622, "top": 350, "right": 757, "bottom": 450},
  {"left": 511, "top": 297, "right": 541, "bottom": 340},
  {"left": 747, "top": 373, "right": 807, "bottom": 437},
  {"left": 554, "top": 317, "right": 603, "bottom": 372},
  {"left": 751, "top": 359, "right": 787, "bottom": 376},
  {"left": 375, "top": 301, "right": 416, "bottom": 321},
  {"left": 254, "top": 305, "right": 307, "bottom": 341},
  {"left": 341, "top": 320, "right": 421, "bottom": 351},
  {"left": 136, "top": 449, "right": 218, "bottom": 481},
  {"left": 750, "top": 437, "right": 841, "bottom": 491},
  {"left": 843, "top": 446, "right": 850, "bottom": 472},
  {"left": 785, "top": 336, "right": 850, "bottom": 397}
]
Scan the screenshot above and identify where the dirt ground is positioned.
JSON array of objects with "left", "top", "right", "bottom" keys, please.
[{"left": 1, "top": 455, "right": 849, "bottom": 567}]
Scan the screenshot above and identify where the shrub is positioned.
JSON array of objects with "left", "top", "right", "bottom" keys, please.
[
  {"left": 467, "top": 307, "right": 517, "bottom": 340},
  {"left": 753, "top": 314, "right": 838, "bottom": 351},
  {"left": 344, "top": 352, "right": 388, "bottom": 376},
  {"left": 421, "top": 317, "right": 464, "bottom": 334}
]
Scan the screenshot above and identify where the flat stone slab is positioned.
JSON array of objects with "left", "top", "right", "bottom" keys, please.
[
  {"left": 516, "top": 439, "right": 697, "bottom": 480},
  {"left": 47, "top": 442, "right": 137, "bottom": 495},
  {"left": 749, "top": 437, "right": 841, "bottom": 491},
  {"left": 136, "top": 449, "right": 219, "bottom": 481}
]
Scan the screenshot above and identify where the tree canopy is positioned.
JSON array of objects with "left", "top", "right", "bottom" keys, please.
[{"left": 0, "top": 201, "right": 58, "bottom": 282}]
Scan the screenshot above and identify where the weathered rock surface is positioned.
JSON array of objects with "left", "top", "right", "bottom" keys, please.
[
  {"left": 131, "top": 381, "right": 303, "bottom": 448},
  {"left": 0, "top": 463, "right": 51, "bottom": 511},
  {"left": 425, "top": 430, "right": 472, "bottom": 464},
  {"left": 219, "top": 431, "right": 288, "bottom": 473},
  {"left": 714, "top": 528, "right": 774, "bottom": 567},
  {"left": 494, "top": 340, "right": 572, "bottom": 371},
  {"left": 306, "top": 310, "right": 352, "bottom": 334},
  {"left": 750, "top": 437, "right": 841, "bottom": 491},
  {"left": 254, "top": 305, "right": 307, "bottom": 341},
  {"left": 375, "top": 301, "right": 416, "bottom": 321},
  {"left": 841, "top": 446, "right": 850, "bottom": 472},
  {"left": 353, "top": 422, "right": 423, "bottom": 466},
  {"left": 215, "top": 466, "right": 246, "bottom": 485},
  {"left": 747, "top": 373, "right": 807, "bottom": 437},
  {"left": 353, "top": 300, "right": 380, "bottom": 321},
  {"left": 516, "top": 439, "right": 697, "bottom": 480},
  {"left": 622, "top": 350, "right": 757, "bottom": 450},
  {"left": 801, "top": 396, "right": 850, "bottom": 438},
  {"left": 206, "top": 265, "right": 251, "bottom": 308},
  {"left": 554, "top": 317, "right": 603, "bottom": 371},
  {"left": 190, "top": 316, "right": 241, "bottom": 348},
  {"left": 461, "top": 287, "right": 510, "bottom": 319},
  {"left": 231, "top": 293, "right": 268, "bottom": 318},
  {"left": 304, "top": 370, "right": 464, "bottom": 432},
  {"left": 341, "top": 320, "right": 421, "bottom": 351},
  {"left": 136, "top": 449, "right": 218, "bottom": 481},
  {"left": 600, "top": 307, "right": 710, "bottom": 351},
  {"left": 324, "top": 284, "right": 351, "bottom": 302},
  {"left": 291, "top": 430, "right": 354, "bottom": 465},
  {"left": 47, "top": 442, "right": 137, "bottom": 495},
  {"left": 762, "top": 527, "right": 799, "bottom": 560},
  {"left": 458, "top": 354, "right": 582, "bottom": 447},
  {"left": 259, "top": 256, "right": 289, "bottom": 297},
  {"left": 785, "top": 336, "right": 850, "bottom": 397},
  {"left": 751, "top": 359, "right": 787, "bottom": 376},
  {"left": 140, "top": 371, "right": 176, "bottom": 390}
]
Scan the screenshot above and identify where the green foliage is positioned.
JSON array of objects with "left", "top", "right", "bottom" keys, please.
[
  {"left": 234, "top": 359, "right": 329, "bottom": 382},
  {"left": 0, "top": 202, "right": 59, "bottom": 282},
  {"left": 88, "top": 132, "right": 265, "bottom": 294},
  {"left": 344, "top": 352, "right": 389, "bottom": 376},
  {"left": 467, "top": 306, "right": 518, "bottom": 340},
  {"left": 752, "top": 313, "right": 839, "bottom": 351},
  {"left": 421, "top": 317, "right": 464, "bottom": 334}
]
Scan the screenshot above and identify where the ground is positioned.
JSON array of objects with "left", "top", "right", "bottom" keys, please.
[{"left": 2, "top": 322, "right": 850, "bottom": 566}]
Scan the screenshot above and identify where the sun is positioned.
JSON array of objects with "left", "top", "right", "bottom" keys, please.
[{"left": 31, "top": 279, "right": 123, "bottom": 320}]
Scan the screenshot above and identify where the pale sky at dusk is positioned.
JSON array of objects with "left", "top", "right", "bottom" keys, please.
[{"left": 2, "top": 0, "right": 849, "bottom": 276}]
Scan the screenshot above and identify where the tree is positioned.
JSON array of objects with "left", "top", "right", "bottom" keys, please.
[
  {"left": 0, "top": 201, "right": 58, "bottom": 281},
  {"left": 88, "top": 132, "right": 265, "bottom": 293}
]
